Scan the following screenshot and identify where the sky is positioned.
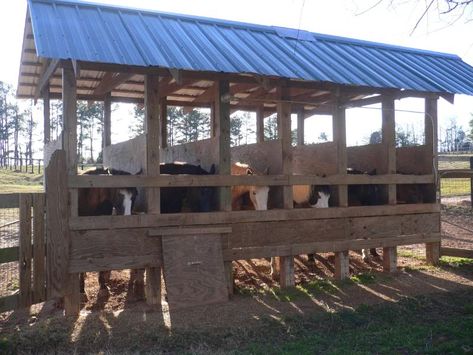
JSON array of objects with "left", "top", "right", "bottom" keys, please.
[{"left": 1, "top": 0, "right": 472, "bottom": 153}]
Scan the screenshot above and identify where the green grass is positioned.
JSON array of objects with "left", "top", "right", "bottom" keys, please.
[
  {"left": 0, "top": 168, "right": 43, "bottom": 193},
  {"left": 440, "top": 178, "right": 470, "bottom": 197}
]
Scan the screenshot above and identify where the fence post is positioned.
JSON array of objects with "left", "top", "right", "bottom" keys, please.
[
  {"left": 19, "top": 194, "right": 33, "bottom": 308},
  {"left": 470, "top": 157, "right": 473, "bottom": 208}
]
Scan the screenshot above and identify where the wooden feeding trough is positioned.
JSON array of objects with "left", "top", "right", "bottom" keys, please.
[{"left": 17, "top": 0, "right": 473, "bottom": 315}]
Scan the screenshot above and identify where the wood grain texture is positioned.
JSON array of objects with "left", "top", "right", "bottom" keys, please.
[
  {"left": 69, "top": 228, "right": 162, "bottom": 273},
  {"left": 335, "top": 251, "right": 349, "bottom": 280},
  {"left": 162, "top": 234, "right": 228, "bottom": 310},
  {"left": 33, "top": 193, "right": 46, "bottom": 303},
  {"left": 19, "top": 194, "right": 32, "bottom": 308},
  {"left": 70, "top": 204, "right": 440, "bottom": 231},
  {"left": 426, "top": 241, "right": 440, "bottom": 265},
  {"left": 382, "top": 246, "right": 397, "bottom": 272},
  {"left": 45, "top": 150, "right": 69, "bottom": 299},
  {"left": 279, "top": 256, "right": 295, "bottom": 287}
]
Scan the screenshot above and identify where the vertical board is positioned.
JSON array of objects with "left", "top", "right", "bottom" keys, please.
[
  {"left": 162, "top": 234, "right": 228, "bottom": 310},
  {"left": 45, "top": 150, "right": 68, "bottom": 299},
  {"left": 33, "top": 193, "right": 46, "bottom": 303},
  {"left": 333, "top": 96, "right": 348, "bottom": 207},
  {"left": 383, "top": 246, "right": 397, "bottom": 272},
  {"left": 256, "top": 106, "right": 264, "bottom": 143},
  {"left": 19, "top": 194, "right": 32, "bottom": 308},
  {"left": 334, "top": 250, "right": 349, "bottom": 280},
  {"left": 103, "top": 93, "right": 112, "bottom": 148}
]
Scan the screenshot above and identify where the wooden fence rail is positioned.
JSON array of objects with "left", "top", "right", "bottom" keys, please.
[{"left": 0, "top": 193, "right": 46, "bottom": 312}]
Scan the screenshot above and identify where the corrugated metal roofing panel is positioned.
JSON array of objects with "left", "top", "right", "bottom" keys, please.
[{"left": 24, "top": 0, "right": 473, "bottom": 95}]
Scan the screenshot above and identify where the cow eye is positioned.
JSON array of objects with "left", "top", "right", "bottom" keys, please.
[{"left": 252, "top": 191, "right": 256, "bottom": 195}]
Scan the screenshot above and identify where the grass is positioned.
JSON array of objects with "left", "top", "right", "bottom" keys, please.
[
  {"left": 2, "top": 289, "right": 472, "bottom": 354},
  {"left": 441, "top": 178, "right": 470, "bottom": 197},
  {"left": 0, "top": 168, "right": 43, "bottom": 193}
]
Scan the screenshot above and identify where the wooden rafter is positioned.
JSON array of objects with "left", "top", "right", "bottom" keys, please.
[
  {"left": 34, "top": 58, "right": 60, "bottom": 101},
  {"left": 93, "top": 72, "right": 134, "bottom": 96}
]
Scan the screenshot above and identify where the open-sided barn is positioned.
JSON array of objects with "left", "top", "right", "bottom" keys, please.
[{"left": 17, "top": 0, "right": 473, "bottom": 315}]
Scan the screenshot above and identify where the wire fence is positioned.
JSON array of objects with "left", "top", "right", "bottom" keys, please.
[{"left": 0, "top": 206, "right": 20, "bottom": 298}]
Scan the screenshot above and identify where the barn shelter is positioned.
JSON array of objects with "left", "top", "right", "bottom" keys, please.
[{"left": 17, "top": 0, "right": 473, "bottom": 316}]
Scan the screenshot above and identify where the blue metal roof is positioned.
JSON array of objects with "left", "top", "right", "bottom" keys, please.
[{"left": 26, "top": 0, "right": 473, "bottom": 95}]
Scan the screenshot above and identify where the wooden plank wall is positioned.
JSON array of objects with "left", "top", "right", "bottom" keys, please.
[
  {"left": 347, "top": 144, "right": 386, "bottom": 173},
  {"left": 66, "top": 212, "right": 440, "bottom": 273}
]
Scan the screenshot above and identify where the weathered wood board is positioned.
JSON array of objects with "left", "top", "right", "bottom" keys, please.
[{"left": 162, "top": 234, "right": 228, "bottom": 310}]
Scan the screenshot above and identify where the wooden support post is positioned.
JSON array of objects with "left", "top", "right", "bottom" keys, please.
[
  {"left": 334, "top": 251, "right": 349, "bottom": 280},
  {"left": 224, "top": 260, "right": 234, "bottom": 296},
  {"left": 33, "top": 193, "right": 46, "bottom": 303},
  {"left": 256, "top": 105, "right": 264, "bottom": 143},
  {"left": 382, "top": 246, "right": 397, "bottom": 273},
  {"left": 333, "top": 94, "right": 348, "bottom": 207},
  {"left": 19, "top": 194, "right": 32, "bottom": 308},
  {"left": 382, "top": 94, "right": 396, "bottom": 204},
  {"left": 42, "top": 85, "right": 50, "bottom": 144},
  {"left": 160, "top": 98, "right": 168, "bottom": 148},
  {"left": 297, "top": 108, "right": 304, "bottom": 146},
  {"left": 425, "top": 96, "right": 440, "bottom": 261},
  {"left": 382, "top": 94, "right": 398, "bottom": 271},
  {"left": 333, "top": 92, "right": 349, "bottom": 279},
  {"left": 216, "top": 80, "right": 232, "bottom": 212},
  {"left": 62, "top": 66, "right": 80, "bottom": 316},
  {"left": 426, "top": 242, "right": 440, "bottom": 265},
  {"left": 45, "top": 150, "right": 68, "bottom": 300},
  {"left": 103, "top": 93, "right": 111, "bottom": 149},
  {"left": 277, "top": 84, "right": 294, "bottom": 288},
  {"left": 144, "top": 74, "right": 162, "bottom": 305}
]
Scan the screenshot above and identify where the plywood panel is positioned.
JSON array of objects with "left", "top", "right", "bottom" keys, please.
[
  {"left": 162, "top": 234, "right": 228, "bottom": 309},
  {"left": 347, "top": 144, "right": 386, "bottom": 173},
  {"left": 293, "top": 143, "right": 338, "bottom": 175},
  {"left": 396, "top": 146, "right": 431, "bottom": 174},
  {"left": 69, "top": 228, "right": 162, "bottom": 272}
]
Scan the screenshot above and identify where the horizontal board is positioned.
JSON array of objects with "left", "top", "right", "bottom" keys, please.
[
  {"left": 0, "top": 193, "right": 19, "bottom": 208},
  {"left": 440, "top": 247, "right": 473, "bottom": 259},
  {"left": 70, "top": 203, "right": 440, "bottom": 231},
  {"left": 68, "top": 173, "right": 434, "bottom": 188},
  {"left": 148, "top": 226, "right": 232, "bottom": 236},
  {"left": 439, "top": 169, "right": 473, "bottom": 179},
  {"left": 222, "top": 233, "right": 441, "bottom": 260},
  {"left": 69, "top": 228, "right": 162, "bottom": 273},
  {"left": 0, "top": 246, "right": 19, "bottom": 264},
  {"left": 225, "top": 213, "right": 439, "bottom": 249}
]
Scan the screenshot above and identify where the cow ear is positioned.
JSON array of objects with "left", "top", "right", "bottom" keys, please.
[
  {"left": 246, "top": 168, "right": 253, "bottom": 175},
  {"left": 264, "top": 167, "right": 269, "bottom": 175},
  {"left": 136, "top": 168, "right": 143, "bottom": 175},
  {"left": 209, "top": 164, "right": 216, "bottom": 174}
]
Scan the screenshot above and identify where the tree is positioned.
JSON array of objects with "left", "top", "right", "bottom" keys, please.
[
  {"left": 77, "top": 101, "right": 104, "bottom": 163},
  {"left": 358, "top": 1, "right": 473, "bottom": 34},
  {"left": 264, "top": 114, "right": 278, "bottom": 140},
  {"left": 129, "top": 104, "right": 145, "bottom": 139},
  {"left": 318, "top": 132, "right": 328, "bottom": 142}
]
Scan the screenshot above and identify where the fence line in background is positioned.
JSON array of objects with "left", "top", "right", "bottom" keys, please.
[{"left": 0, "top": 155, "right": 43, "bottom": 174}]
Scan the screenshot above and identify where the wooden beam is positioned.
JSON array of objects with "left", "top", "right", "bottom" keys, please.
[
  {"left": 144, "top": 74, "right": 161, "bottom": 214},
  {"left": 256, "top": 106, "right": 264, "bottom": 143},
  {"left": 144, "top": 73, "right": 162, "bottom": 306},
  {"left": 69, "top": 204, "right": 440, "bottom": 231},
  {"left": 61, "top": 66, "right": 81, "bottom": 316},
  {"left": 93, "top": 72, "right": 134, "bottom": 96},
  {"left": 34, "top": 59, "right": 60, "bottom": 101},
  {"left": 216, "top": 80, "right": 232, "bottom": 212},
  {"left": 103, "top": 93, "right": 111, "bottom": 149},
  {"left": 382, "top": 246, "right": 397, "bottom": 272},
  {"left": 297, "top": 108, "right": 304, "bottom": 146},
  {"left": 160, "top": 98, "right": 168, "bottom": 148},
  {"left": 333, "top": 94, "right": 348, "bottom": 207},
  {"left": 19, "top": 194, "right": 33, "bottom": 308},
  {"left": 62, "top": 66, "right": 78, "bottom": 175},
  {"left": 42, "top": 85, "right": 50, "bottom": 144},
  {"left": 334, "top": 251, "right": 349, "bottom": 280},
  {"left": 382, "top": 94, "right": 396, "bottom": 204}
]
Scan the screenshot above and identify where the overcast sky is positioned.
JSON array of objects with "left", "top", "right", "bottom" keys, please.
[{"left": 1, "top": 0, "right": 472, "bottom": 148}]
